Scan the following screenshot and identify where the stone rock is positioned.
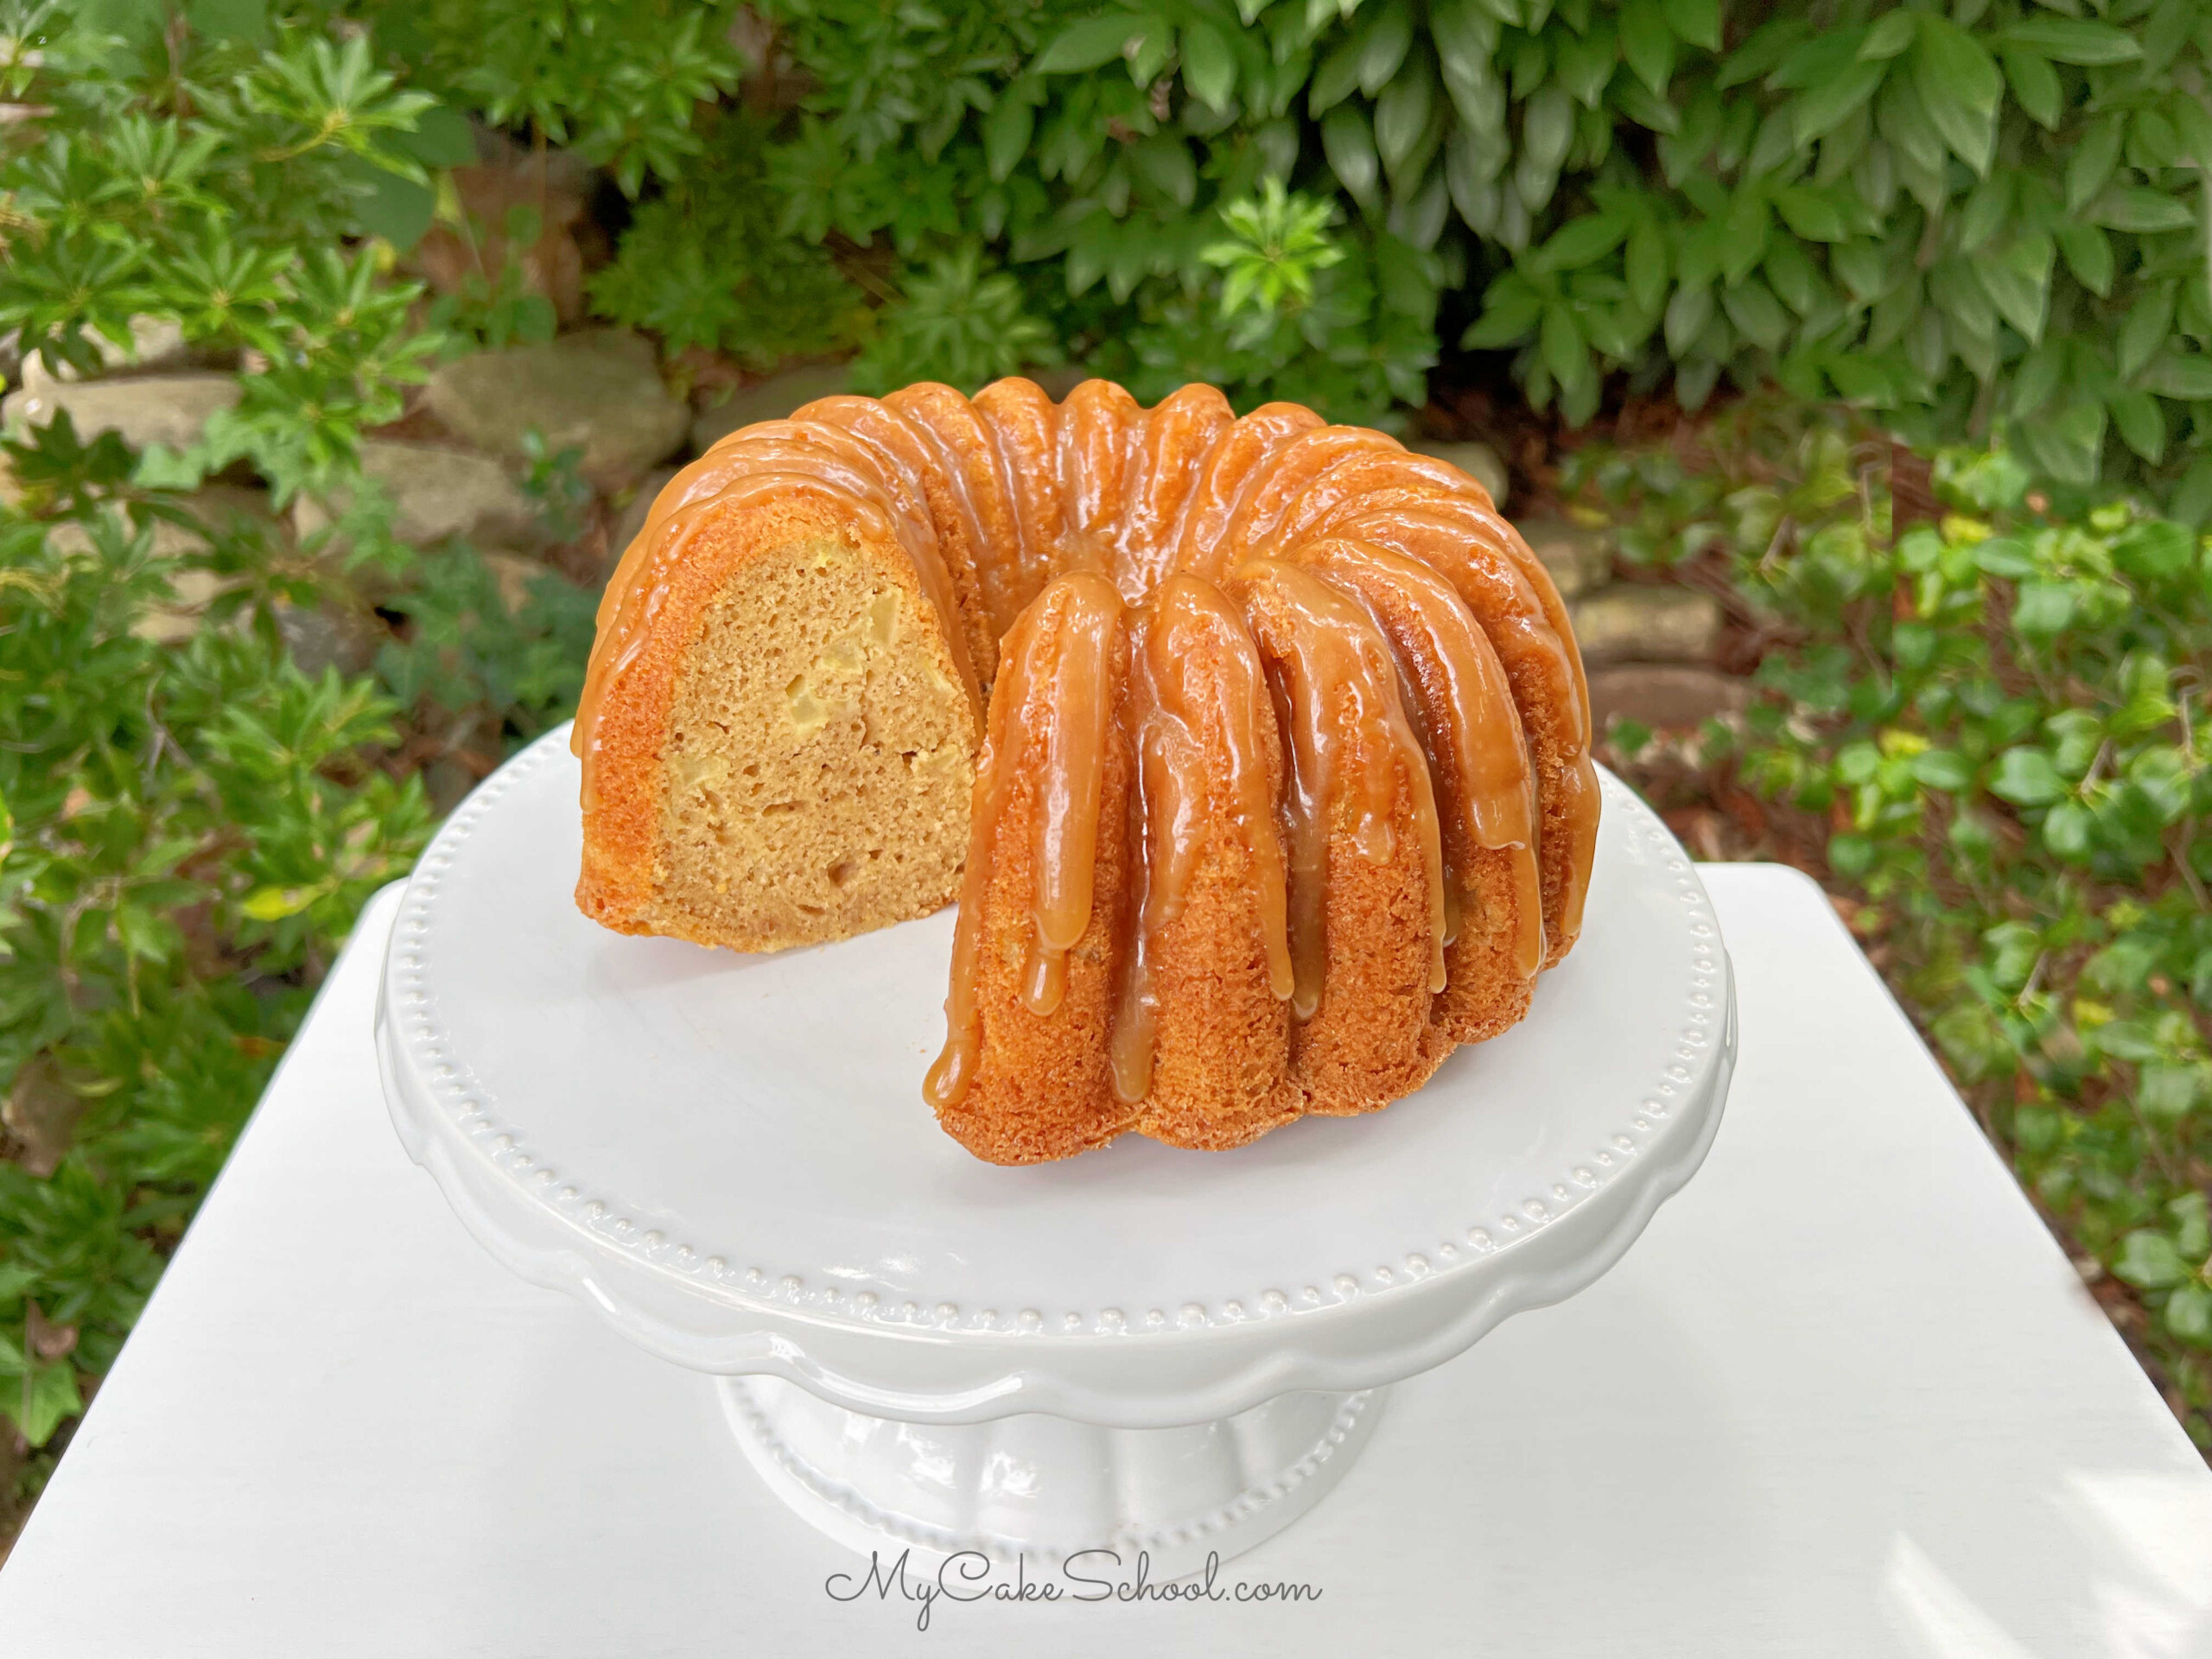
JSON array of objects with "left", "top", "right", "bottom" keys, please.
[
  {"left": 131, "top": 569, "right": 233, "bottom": 645},
  {"left": 12, "top": 315, "right": 225, "bottom": 388},
  {"left": 411, "top": 149, "right": 594, "bottom": 327},
  {"left": 1408, "top": 438, "right": 1509, "bottom": 508},
  {"left": 479, "top": 550, "right": 548, "bottom": 615},
  {"left": 294, "top": 439, "right": 540, "bottom": 550},
  {"left": 48, "top": 483, "right": 270, "bottom": 563},
  {"left": 610, "top": 465, "right": 681, "bottom": 561},
  {"left": 90, "top": 315, "right": 193, "bottom": 376},
  {"left": 276, "top": 600, "right": 385, "bottom": 678},
  {"left": 1515, "top": 516, "right": 1611, "bottom": 599},
  {"left": 5, "top": 1052, "right": 81, "bottom": 1179},
  {"left": 1569, "top": 585, "right": 1724, "bottom": 666},
  {"left": 691, "top": 362, "right": 852, "bottom": 452},
  {"left": 424, "top": 328, "right": 687, "bottom": 488},
  {"left": 1586, "top": 664, "right": 1749, "bottom": 733},
  {"left": 2, "top": 357, "right": 239, "bottom": 453}
]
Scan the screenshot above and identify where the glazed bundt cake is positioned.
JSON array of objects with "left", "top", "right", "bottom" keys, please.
[{"left": 573, "top": 378, "right": 1599, "bottom": 1164}]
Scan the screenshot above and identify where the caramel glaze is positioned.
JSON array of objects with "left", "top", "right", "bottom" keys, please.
[
  {"left": 574, "top": 378, "right": 1601, "bottom": 1143},
  {"left": 1109, "top": 575, "right": 1294, "bottom": 1108}
]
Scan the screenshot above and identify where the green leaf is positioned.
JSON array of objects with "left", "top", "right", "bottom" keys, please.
[
  {"left": 1860, "top": 11, "right": 1918, "bottom": 60},
  {"left": 1988, "top": 747, "right": 2065, "bottom": 806},
  {"left": 2140, "top": 353, "right": 2212, "bottom": 400},
  {"left": 1358, "top": 0, "right": 1416, "bottom": 94},
  {"left": 2109, "top": 391, "right": 2168, "bottom": 463},
  {"left": 1181, "top": 22, "right": 1237, "bottom": 109},
  {"left": 1772, "top": 185, "right": 1849, "bottom": 241},
  {"left": 1627, "top": 213, "right": 1670, "bottom": 315},
  {"left": 1620, "top": 0, "right": 1677, "bottom": 94},
  {"left": 982, "top": 94, "right": 1036, "bottom": 181},
  {"left": 2013, "top": 579, "right": 2076, "bottom": 635},
  {"left": 1911, "top": 748, "right": 1974, "bottom": 791},
  {"left": 2042, "top": 798, "right": 2093, "bottom": 859},
  {"left": 1433, "top": 0, "right": 1503, "bottom": 93},
  {"left": 1792, "top": 59, "right": 1886, "bottom": 147},
  {"left": 2118, "top": 284, "right": 2176, "bottom": 381},
  {"left": 2168, "top": 1285, "right": 2212, "bottom": 1349},
  {"left": 185, "top": 0, "right": 269, "bottom": 44},
  {"left": 1723, "top": 276, "right": 1790, "bottom": 350},
  {"left": 1523, "top": 86, "right": 1575, "bottom": 173},
  {"left": 2066, "top": 117, "right": 2124, "bottom": 213},
  {"left": 2087, "top": 188, "right": 2196, "bottom": 235},
  {"left": 1997, "top": 18, "right": 2142, "bottom": 64},
  {"left": 1911, "top": 17, "right": 2002, "bottom": 174},
  {"left": 1721, "top": 189, "right": 1770, "bottom": 283},
  {"left": 0, "top": 1358, "right": 81, "bottom": 1449},
  {"left": 1976, "top": 232, "right": 2052, "bottom": 340},
  {"left": 1036, "top": 14, "right": 1146, "bottom": 74},
  {"left": 1322, "top": 105, "right": 1382, "bottom": 206},
  {"left": 2113, "top": 519, "right": 2196, "bottom": 581},
  {"left": 389, "top": 103, "right": 474, "bottom": 169},
  {"left": 1662, "top": 0, "right": 1721, "bottom": 52},
  {"left": 2056, "top": 224, "right": 2113, "bottom": 296},
  {"left": 1665, "top": 282, "right": 1714, "bottom": 354},
  {"left": 1541, "top": 301, "right": 1586, "bottom": 386},
  {"left": 1375, "top": 65, "right": 1435, "bottom": 178},
  {"left": 2001, "top": 48, "right": 2062, "bottom": 130},
  {"left": 1529, "top": 210, "right": 1630, "bottom": 274},
  {"left": 1465, "top": 279, "right": 1545, "bottom": 346},
  {"left": 1957, "top": 174, "right": 2012, "bottom": 254},
  {"left": 1554, "top": 21, "right": 1620, "bottom": 108},
  {"left": 1309, "top": 41, "right": 1364, "bottom": 112},
  {"left": 348, "top": 167, "right": 435, "bottom": 252},
  {"left": 2113, "top": 1230, "right": 2190, "bottom": 1290}
]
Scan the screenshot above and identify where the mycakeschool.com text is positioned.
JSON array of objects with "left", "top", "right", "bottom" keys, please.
[{"left": 824, "top": 1548, "right": 1325, "bottom": 1630}]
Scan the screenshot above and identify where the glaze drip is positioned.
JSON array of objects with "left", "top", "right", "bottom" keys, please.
[
  {"left": 1109, "top": 575, "right": 1292, "bottom": 1103},
  {"left": 1232, "top": 560, "right": 1448, "bottom": 1019},
  {"left": 1020, "top": 573, "right": 1127, "bottom": 1016}
]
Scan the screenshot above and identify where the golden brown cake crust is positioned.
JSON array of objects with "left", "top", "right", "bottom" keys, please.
[{"left": 573, "top": 378, "right": 1600, "bottom": 1164}]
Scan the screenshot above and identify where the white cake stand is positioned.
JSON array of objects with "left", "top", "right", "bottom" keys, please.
[{"left": 376, "top": 724, "right": 1734, "bottom": 1577}]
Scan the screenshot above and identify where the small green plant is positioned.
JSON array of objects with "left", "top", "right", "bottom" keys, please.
[
  {"left": 1200, "top": 177, "right": 1348, "bottom": 336},
  {"left": 585, "top": 115, "right": 863, "bottom": 367},
  {"left": 425, "top": 200, "right": 563, "bottom": 351},
  {"left": 849, "top": 246, "right": 1060, "bottom": 394}
]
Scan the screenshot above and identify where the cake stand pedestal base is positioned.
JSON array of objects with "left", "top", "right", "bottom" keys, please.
[{"left": 718, "top": 1376, "right": 1385, "bottom": 1580}]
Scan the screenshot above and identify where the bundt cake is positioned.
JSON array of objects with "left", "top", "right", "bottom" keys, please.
[{"left": 572, "top": 378, "right": 1599, "bottom": 1164}]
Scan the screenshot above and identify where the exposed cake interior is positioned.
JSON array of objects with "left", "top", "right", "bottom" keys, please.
[{"left": 582, "top": 512, "right": 977, "bottom": 953}]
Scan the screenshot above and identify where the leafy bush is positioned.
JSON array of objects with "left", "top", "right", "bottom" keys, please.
[
  {"left": 368, "top": 0, "right": 751, "bottom": 197},
  {"left": 721, "top": 0, "right": 2212, "bottom": 494},
  {"left": 0, "top": 418, "right": 431, "bottom": 1468},
  {"left": 1575, "top": 409, "right": 2212, "bottom": 1443},
  {"left": 588, "top": 115, "right": 867, "bottom": 368}
]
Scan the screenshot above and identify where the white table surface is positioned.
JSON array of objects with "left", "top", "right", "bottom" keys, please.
[{"left": 3, "top": 864, "right": 2209, "bottom": 1656}]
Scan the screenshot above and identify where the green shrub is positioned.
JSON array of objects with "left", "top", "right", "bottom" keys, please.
[
  {"left": 587, "top": 114, "right": 867, "bottom": 369},
  {"left": 1575, "top": 407, "right": 2212, "bottom": 1443},
  {"left": 0, "top": 0, "right": 450, "bottom": 1478},
  {"left": 726, "top": 0, "right": 2212, "bottom": 495},
  {"left": 0, "top": 417, "right": 431, "bottom": 1462}
]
